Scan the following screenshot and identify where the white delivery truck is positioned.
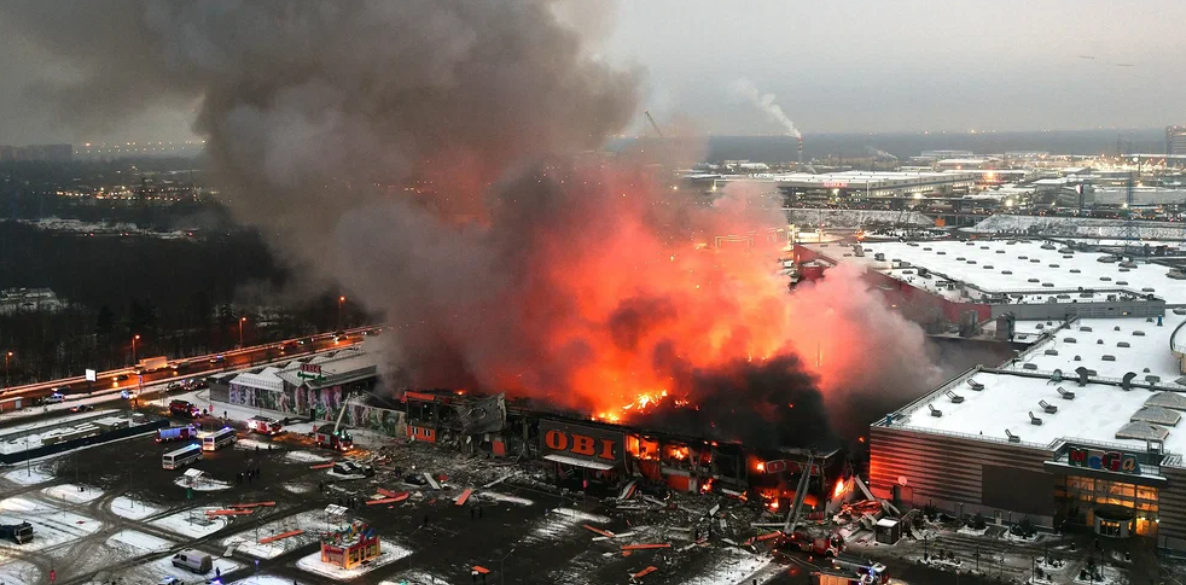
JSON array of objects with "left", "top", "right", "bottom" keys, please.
[{"left": 135, "top": 356, "right": 169, "bottom": 373}]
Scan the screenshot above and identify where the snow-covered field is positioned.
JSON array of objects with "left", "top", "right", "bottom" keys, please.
[
  {"left": 151, "top": 507, "right": 230, "bottom": 538},
  {"left": 123, "top": 552, "right": 242, "bottom": 584},
  {"left": 231, "top": 576, "right": 311, "bottom": 585},
  {"left": 42, "top": 483, "right": 104, "bottom": 504},
  {"left": 2, "top": 465, "right": 55, "bottom": 485},
  {"left": 285, "top": 450, "right": 331, "bottom": 464},
  {"left": 0, "top": 496, "right": 102, "bottom": 551},
  {"left": 0, "top": 559, "right": 41, "bottom": 585},
  {"left": 674, "top": 550, "right": 772, "bottom": 585},
  {"left": 295, "top": 545, "right": 413, "bottom": 580},
  {"left": 970, "top": 214, "right": 1186, "bottom": 240},
  {"left": 221, "top": 510, "right": 326, "bottom": 559},
  {"left": 110, "top": 496, "right": 163, "bottom": 520},
  {"left": 107, "top": 529, "right": 174, "bottom": 553},
  {"left": 786, "top": 208, "right": 934, "bottom": 228},
  {"left": 381, "top": 573, "right": 453, "bottom": 585},
  {"left": 474, "top": 491, "right": 534, "bottom": 506}
]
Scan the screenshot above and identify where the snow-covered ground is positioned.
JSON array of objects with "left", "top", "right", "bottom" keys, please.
[
  {"left": 295, "top": 545, "right": 413, "bottom": 581},
  {"left": 151, "top": 507, "right": 230, "bottom": 538},
  {"left": 123, "top": 552, "right": 242, "bottom": 584},
  {"left": 0, "top": 495, "right": 102, "bottom": 551},
  {"left": 221, "top": 510, "right": 326, "bottom": 559},
  {"left": 285, "top": 450, "right": 331, "bottom": 464},
  {"left": 970, "top": 214, "right": 1186, "bottom": 240},
  {"left": 42, "top": 483, "right": 104, "bottom": 504},
  {"left": 381, "top": 573, "right": 453, "bottom": 585},
  {"left": 107, "top": 529, "right": 174, "bottom": 553},
  {"left": 786, "top": 208, "right": 934, "bottom": 228},
  {"left": 474, "top": 491, "right": 534, "bottom": 506},
  {"left": 231, "top": 576, "right": 311, "bottom": 585},
  {"left": 2, "top": 465, "right": 55, "bottom": 485},
  {"left": 110, "top": 496, "right": 163, "bottom": 520},
  {"left": 0, "top": 559, "right": 41, "bottom": 585},
  {"left": 674, "top": 550, "right": 773, "bottom": 585}
]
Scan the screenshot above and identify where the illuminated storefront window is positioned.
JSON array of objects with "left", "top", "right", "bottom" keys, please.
[{"left": 1058, "top": 475, "right": 1158, "bottom": 537}]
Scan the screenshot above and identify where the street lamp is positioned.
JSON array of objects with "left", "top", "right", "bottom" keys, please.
[
  {"left": 337, "top": 296, "right": 346, "bottom": 330},
  {"left": 4, "top": 351, "right": 11, "bottom": 386},
  {"left": 132, "top": 335, "right": 141, "bottom": 363},
  {"left": 239, "top": 317, "right": 247, "bottom": 347},
  {"left": 500, "top": 548, "right": 516, "bottom": 585}
]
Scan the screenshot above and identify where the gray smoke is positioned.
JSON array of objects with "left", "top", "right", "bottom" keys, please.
[
  {"left": 730, "top": 78, "right": 801, "bottom": 139},
  {"left": 0, "top": 0, "right": 640, "bottom": 266}
]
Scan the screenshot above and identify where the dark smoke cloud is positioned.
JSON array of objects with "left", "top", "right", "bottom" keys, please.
[
  {"left": 0, "top": 0, "right": 640, "bottom": 264},
  {"left": 636, "top": 355, "right": 837, "bottom": 449}
]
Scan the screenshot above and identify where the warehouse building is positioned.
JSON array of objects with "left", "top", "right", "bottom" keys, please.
[{"left": 831, "top": 238, "right": 1186, "bottom": 551}]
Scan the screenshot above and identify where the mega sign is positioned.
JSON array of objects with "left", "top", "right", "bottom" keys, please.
[
  {"left": 540, "top": 420, "right": 624, "bottom": 463},
  {"left": 1068, "top": 446, "right": 1141, "bottom": 474}
]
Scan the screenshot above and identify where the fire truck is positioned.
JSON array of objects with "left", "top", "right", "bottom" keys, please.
[
  {"left": 247, "top": 415, "right": 284, "bottom": 435},
  {"left": 156, "top": 424, "right": 198, "bottom": 443},
  {"left": 777, "top": 530, "right": 844, "bottom": 557},
  {"left": 169, "top": 400, "right": 201, "bottom": 419},
  {"left": 314, "top": 424, "right": 354, "bottom": 451}
]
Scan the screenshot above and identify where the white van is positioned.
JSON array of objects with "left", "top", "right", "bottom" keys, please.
[{"left": 171, "top": 549, "right": 213, "bottom": 573}]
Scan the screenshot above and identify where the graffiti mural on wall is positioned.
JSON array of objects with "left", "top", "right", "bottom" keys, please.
[
  {"left": 337, "top": 403, "right": 405, "bottom": 438},
  {"left": 297, "top": 386, "right": 345, "bottom": 420}
]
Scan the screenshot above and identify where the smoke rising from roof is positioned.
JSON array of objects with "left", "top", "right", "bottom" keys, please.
[{"left": 730, "top": 78, "right": 802, "bottom": 139}]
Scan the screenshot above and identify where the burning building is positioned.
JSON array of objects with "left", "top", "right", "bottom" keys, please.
[{"left": 401, "top": 389, "right": 848, "bottom": 513}]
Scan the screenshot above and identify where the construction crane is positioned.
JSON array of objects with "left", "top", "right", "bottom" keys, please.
[
  {"left": 781, "top": 451, "right": 816, "bottom": 534},
  {"left": 644, "top": 110, "right": 665, "bottom": 139}
]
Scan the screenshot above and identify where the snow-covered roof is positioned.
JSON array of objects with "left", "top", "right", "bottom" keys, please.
[
  {"left": 230, "top": 369, "right": 284, "bottom": 392},
  {"left": 886, "top": 368, "right": 1186, "bottom": 456},
  {"left": 811, "top": 239, "right": 1186, "bottom": 304}
]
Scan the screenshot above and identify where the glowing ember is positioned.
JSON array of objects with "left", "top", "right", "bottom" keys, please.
[{"left": 832, "top": 478, "right": 846, "bottom": 499}]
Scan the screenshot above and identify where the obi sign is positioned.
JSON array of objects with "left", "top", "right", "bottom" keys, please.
[
  {"left": 540, "top": 420, "right": 623, "bottom": 463},
  {"left": 1068, "top": 446, "right": 1141, "bottom": 474}
]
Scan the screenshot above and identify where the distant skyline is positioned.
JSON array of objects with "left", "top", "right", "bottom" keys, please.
[{"left": 1, "top": 0, "right": 1184, "bottom": 144}]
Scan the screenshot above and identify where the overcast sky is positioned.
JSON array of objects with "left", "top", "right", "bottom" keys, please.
[{"left": 3, "top": 0, "right": 1184, "bottom": 144}]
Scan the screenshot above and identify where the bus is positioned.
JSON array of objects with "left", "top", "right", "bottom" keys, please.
[
  {"left": 199, "top": 427, "right": 237, "bottom": 452},
  {"left": 162, "top": 444, "right": 202, "bottom": 470}
]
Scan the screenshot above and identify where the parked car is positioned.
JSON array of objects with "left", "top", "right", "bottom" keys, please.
[
  {"left": 69, "top": 404, "right": 94, "bottom": 413},
  {"left": 44, "top": 392, "right": 65, "bottom": 404}
]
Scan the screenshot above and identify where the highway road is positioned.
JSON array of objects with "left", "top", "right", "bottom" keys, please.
[{"left": 0, "top": 325, "right": 382, "bottom": 403}]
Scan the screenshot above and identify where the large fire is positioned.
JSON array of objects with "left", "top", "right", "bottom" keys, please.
[{"left": 366, "top": 161, "right": 936, "bottom": 442}]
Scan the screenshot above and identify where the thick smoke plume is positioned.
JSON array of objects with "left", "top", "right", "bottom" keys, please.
[
  {"left": 3, "top": 1, "right": 939, "bottom": 443},
  {"left": 730, "top": 78, "right": 802, "bottom": 139}
]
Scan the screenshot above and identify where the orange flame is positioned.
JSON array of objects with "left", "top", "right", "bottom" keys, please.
[{"left": 832, "top": 478, "right": 846, "bottom": 499}]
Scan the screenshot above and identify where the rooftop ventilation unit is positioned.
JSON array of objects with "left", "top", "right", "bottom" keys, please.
[
  {"left": 1057, "top": 386, "right": 1076, "bottom": 400},
  {"left": 1146, "top": 375, "right": 1161, "bottom": 384},
  {"left": 1133, "top": 331, "right": 1146, "bottom": 337},
  {"left": 1102, "top": 355, "right": 1116, "bottom": 361},
  {"left": 1029, "top": 411, "right": 1043, "bottom": 425},
  {"left": 1121, "top": 372, "right": 1136, "bottom": 391},
  {"left": 1075, "top": 367, "right": 1090, "bottom": 386},
  {"left": 1041, "top": 243, "right": 1056, "bottom": 250},
  {"left": 1005, "top": 429, "right": 1020, "bottom": 443},
  {"left": 1145, "top": 392, "right": 1186, "bottom": 411},
  {"left": 1131, "top": 406, "right": 1181, "bottom": 426},
  {"left": 1118, "top": 342, "right": 1131, "bottom": 348},
  {"left": 1044, "top": 349, "right": 1059, "bottom": 356},
  {"left": 1023, "top": 363, "right": 1039, "bottom": 370},
  {"left": 967, "top": 379, "right": 985, "bottom": 391},
  {"left": 1039, "top": 400, "right": 1058, "bottom": 414},
  {"left": 1065, "top": 337, "right": 1077, "bottom": 344},
  {"left": 1115, "top": 421, "right": 1169, "bottom": 442},
  {"left": 946, "top": 390, "right": 965, "bottom": 404},
  {"left": 928, "top": 404, "right": 942, "bottom": 417}
]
